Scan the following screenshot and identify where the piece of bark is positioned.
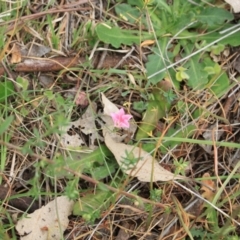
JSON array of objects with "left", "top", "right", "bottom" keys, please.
[
  {"left": 13, "top": 56, "right": 80, "bottom": 72},
  {"left": 0, "top": 185, "right": 39, "bottom": 213}
]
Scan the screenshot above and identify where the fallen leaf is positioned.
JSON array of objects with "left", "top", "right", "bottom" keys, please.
[
  {"left": 10, "top": 43, "right": 22, "bottom": 64},
  {"left": 225, "top": 0, "right": 240, "bottom": 13},
  {"left": 16, "top": 196, "right": 74, "bottom": 240},
  {"left": 127, "top": 73, "right": 137, "bottom": 85},
  {"left": 101, "top": 93, "right": 119, "bottom": 116},
  {"left": 103, "top": 129, "right": 185, "bottom": 182},
  {"left": 60, "top": 103, "right": 100, "bottom": 149},
  {"left": 141, "top": 40, "right": 155, "bottom": 48},
  {"left": 201, "top": 173, "right": 216, "bottom": 201}
]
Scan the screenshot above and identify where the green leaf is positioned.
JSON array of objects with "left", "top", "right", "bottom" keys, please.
[
  {"left": 44, "top": 90, "right": 55, "bottom": 100},
  {"left": 176, "top": 72, "right": 183, "bottom": 81},
  {"left": 176, "top": 69, "right": 189, "bottom": 81},
  {"left": 115, "top": 3, "right": 141, "bottom": 23},
  {"left": 90, "top": 161, "right": 117, "bottom": 180},
  {"left": 127, "top": 0, "right": 144, "bottom": 8},
  {"left": 135, "top": 88, "right": 171, "bottom": 141},
  {"left": 45, "top": 145, "right": 113, "bottom": 179},
  {"left": 209, "top": 71, "right": 229, "bottom": 96},
  {"left": 155, "top": 0, "right": 172, "bottom": 14},
  {"left": 210, "top": 44, "right": 225, "bottom": 55},
  {"left": 185, "top": 55, "right": 208, "bottom": 89},
  {"left": 184, "top": 45, "right": 208, "bottom": 89},
  {"left": 196, "top": 7, "right": 233, "bottom": 28},
  {"left": 146, "top": 53, "right": 166, "bottom": 85},
  {"left": 204, "top": 62, "right": 221, "bottom": 75},
  {"left": 69, "top": 145, "right": 113, "bottom": 169},
  {"left": 0, "top": 116, "right": 14, "bottom": 136},
  {"left": 180, "top": 26, "right": 240, "bottom": 47},
  {"left": 133, "top": 101, "right": 147, "bottom": 112},
  {"left": 0, "top": 221, "right": 11, "bottom": 240},
  {"left": 214, "top": 64, "right": 221, "bottom": 74},
  {"left": 73, "top": 190, "right": 112, "bottom": 217},
  {"left": 218, "top": 30, "right": 240, "bottom": 46},
  {"left": 0, "top": 80, "right": 14, "bottom": 103},
  {"left": 204, "top": 66, "right": 215, "bottom": 75},
  {"left": 146, "top": 38, "right": 170, "bottom": 86},
  {"left": 16, "top": 76, "right": 29, "bottom": 91},
  {"left": 95, "top": 24, "right": 151, "bottom": 48},
  {"left": 167, "top": 13, "right": 196, "bottom": 35}
]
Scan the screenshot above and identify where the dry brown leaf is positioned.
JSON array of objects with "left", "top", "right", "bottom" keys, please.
[
  {"left": 16, "top": 196, "right": 73, "bottom": 240},
  {"left": 10, "top": 43, "right": 22, "bottom": 64},
  {"left": 140, "top": 40, "right": 155, "bottom": 47},
  {"left": 201, "top": 173, "right": 216, "bottom": 201},
  {"left": 104, "top": 129, "right": 185, "bottom": 182}
]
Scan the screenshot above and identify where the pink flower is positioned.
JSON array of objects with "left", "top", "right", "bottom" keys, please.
[
  {"left": 110, "top": 108, "right": 132, "bottom": 128},
  {"left": 75, "top": 91, "right": 89, "bottom": 107}
]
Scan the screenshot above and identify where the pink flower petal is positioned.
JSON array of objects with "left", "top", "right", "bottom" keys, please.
[{"left": 110, "top": 108, "right": 132, "bottom": 129}]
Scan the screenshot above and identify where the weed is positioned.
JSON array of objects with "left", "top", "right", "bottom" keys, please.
[{"left": 1, "top": 0, "right": 240, "bottom": 239}]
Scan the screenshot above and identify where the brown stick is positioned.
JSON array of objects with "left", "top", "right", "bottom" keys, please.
[
  {"left": 0, "top": 54, "right": 135, "bottom": 76},
  {"left": 13, "top": 56, "right": 80, "bottom": 72}
]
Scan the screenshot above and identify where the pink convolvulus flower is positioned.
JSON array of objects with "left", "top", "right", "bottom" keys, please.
[{"left": 110, "top": 108, "right": 132, "bottom": 128}]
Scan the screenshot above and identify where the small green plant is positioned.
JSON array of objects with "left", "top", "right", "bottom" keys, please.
[
  {"left": 150, "top": 188, "right": 162, "bottom": 202},
  {"left": 174, "top": 157, "right": 189, "bottom": 176}
]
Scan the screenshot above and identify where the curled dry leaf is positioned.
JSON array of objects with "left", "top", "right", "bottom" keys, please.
[
  {"left": 16, "top": 196, "right": 74, "bottom": 240},
  {"left": 127, "top": 72, "right": 137, "bottom": 85},
  {"left": 140, "top": 40, "right": 155, "bottom": 48},
  {"left": 201, "top": 172, "right": 216, "bottom": 201},
  {"left": 103, "top": 129, "right": 185, "bottom": 182},
  {"left": 10, "top": 43, "right": 22, "bottom": 64}
]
